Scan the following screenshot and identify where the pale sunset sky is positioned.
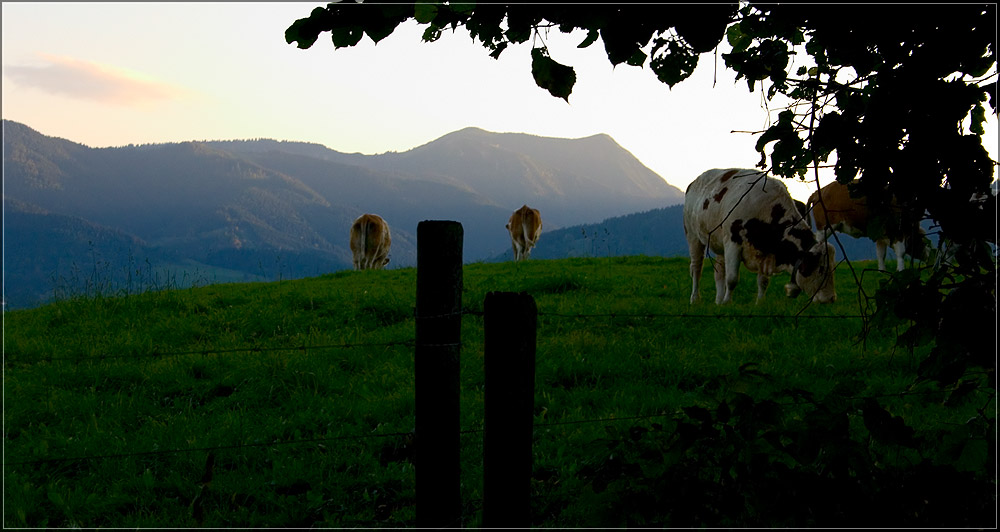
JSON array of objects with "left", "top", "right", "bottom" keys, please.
[{"left": 3, "top": 2, "right": 997, "bottom": 201}]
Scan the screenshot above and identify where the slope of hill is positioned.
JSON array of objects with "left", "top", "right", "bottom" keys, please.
[{"left": 3, "top": 120, "right": 686, "bottom": 309}]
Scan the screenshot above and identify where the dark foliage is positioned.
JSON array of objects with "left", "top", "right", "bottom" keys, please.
[{"left": 563, "top": 373, "right": 995, "bottom": 528}]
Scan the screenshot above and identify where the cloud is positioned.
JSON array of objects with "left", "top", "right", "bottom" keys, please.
[{"left": 4, "top": 54, "right": 194, "bottom": 107}]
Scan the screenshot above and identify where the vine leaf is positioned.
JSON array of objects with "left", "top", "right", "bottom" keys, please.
[{"left": 530, "top": 48, "right": 576, "bottom": 102}]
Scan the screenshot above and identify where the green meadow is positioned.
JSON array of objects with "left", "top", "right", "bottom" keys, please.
[{"left": 3, "top": 256, "right": 994, "bottom": 527}]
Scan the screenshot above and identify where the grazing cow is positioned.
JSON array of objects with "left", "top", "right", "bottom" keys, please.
[
  {"left": 807, "top": 180, "right": 923, "bottom": 272},
  {"left": 349, "top": 213, "right": 391, "bottom": 270},
  {"left": 683, "top": 168, "right": 837, "bottom": 304},
  {"left": 506, "top": 205, "right": 542, "bottom": 261}
]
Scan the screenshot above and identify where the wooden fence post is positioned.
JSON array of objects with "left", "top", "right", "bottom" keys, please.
[
  {"left": 414, "top": 220, "right": 463, "bottom": 528},
  {"left": 482, "top": 291, "right": 537, "bottom": 528}
]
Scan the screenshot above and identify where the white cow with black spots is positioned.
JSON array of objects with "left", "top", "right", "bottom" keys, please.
[{"left": 683, "top": 168, "right": 838, "bottom": 304}]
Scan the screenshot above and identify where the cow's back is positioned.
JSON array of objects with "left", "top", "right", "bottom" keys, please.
[
  {"left": 809, "top": 181, "right": 870, "bottom": 232},
  {"left": 684, "top": 168, "right": 799, "bottom": 253}
]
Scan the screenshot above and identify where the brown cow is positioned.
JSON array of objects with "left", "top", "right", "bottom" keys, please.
[
  {"left": 807, "top": 180, "right": 922, "bottom": 272},
  {"left": 349, "top": 213, "right": 391, "bottom": 270},
  {"left": 506, "top": 205, "right": 542, "bottom": 261},
  {"left": 683, "top": 168, "right": 837, "bottom": 304}
]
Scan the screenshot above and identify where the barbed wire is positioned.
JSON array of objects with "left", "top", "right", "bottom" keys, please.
[
  {"left": 3, "top": 429, "right": 416, "bottom": 467},
  {"left": 3, "top": 340, "right": 415, "bottom": 365},
  {"left": 5, "top": 307, "right": 865, "bottom": 366},
  {"left": 537, "top": 311, "right": 864, "bottom": 320}
]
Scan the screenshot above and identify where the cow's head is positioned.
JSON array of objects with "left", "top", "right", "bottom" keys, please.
[{"left": 785, "top": 242, "right": 837, "bottom": 303}]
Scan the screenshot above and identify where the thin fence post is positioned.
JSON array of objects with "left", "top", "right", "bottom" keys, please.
[
  {"left": 414, "top": 220, "right": 463, "bottom": 528},
  {"left": 482, "top": 291, "right": 537, "bottom": 528}
]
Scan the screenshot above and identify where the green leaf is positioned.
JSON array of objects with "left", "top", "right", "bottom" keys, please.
[
  {"left": 578, "top": 29, "right": 599, "bottom": 49},
  {"left": 727, "top": 23, "right": 752, "bottom": 52},
  {"left": 626, "top": 49, "right": 647, "bottom": 67},
  {"left": 530, "top": 47, "right": 576, "bottom": 102},
  {"left": 488, "top": 41, "right": 507, "bottom": 59},
  {"left": 450, "top": 2, "right": 476, "bottom": 15},
  {"left": 422, "top": 25, "right": 443, "bottom": 43},
  {"left": 413, "top": 2, "right": 438, "bottom": 24},
  {"left": 284, "top": 7, "right": 330, "bottom": 49},
  {"left": 970, "top": 102, "right": 986, "bottom": 135},
  {"left": 331, "top": 25, "right": 365, "bottom": 48},
  {"left": 650, "top": 39, "right": 699, "bottom": 87}
]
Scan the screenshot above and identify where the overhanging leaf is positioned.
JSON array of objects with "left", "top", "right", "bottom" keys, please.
[
  {"left": 726, "top": 23, "right": 752, "bottom": 52},
  {"left": 531, "top": 47, "right": 576, "bottom": 102},
  {"left": 284, "top": 7, "right": 331, "bottom": 49},
  {"left": 650, "top": 39, "right": 699, "bottom": 87},
  {"left": 330, "top": 25, "right": 365, "bottom": 48},
  {"left": 578, "top": 29, "right": 599, "bottom": 49},
  {"left": 413, "top": 2, "right": 438, "bottom": 24}
]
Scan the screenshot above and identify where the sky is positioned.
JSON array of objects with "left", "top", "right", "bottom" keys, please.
[{"left": 3, "top": 2, "right": 997, "bottom": 202}]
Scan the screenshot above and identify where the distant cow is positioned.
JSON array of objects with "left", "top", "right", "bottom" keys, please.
[
  {"left": 350, "top": 213, "right": 391, "bottom": 270},
  {"left": 683, "top": 168, "right": 837, "bottom": 304},
  {"left": 506, "top": 205, "right": 542, "bottom": 261},
  {"left": 807, "top": 180, "right": 923, "bottom": 272}
]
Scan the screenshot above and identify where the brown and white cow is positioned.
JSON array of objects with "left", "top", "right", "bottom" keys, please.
[
  {"left": 506, "top": 205, "right": 542, "bottom": 261},
  {"left": 683, "top": 168, "right": 837, "bottom": 304},
  {"left": 807, "top": 180, "right": 922, "bottom": 272},
  {"left": 349, "top": 213, "right": 391, "bottom": 270}
]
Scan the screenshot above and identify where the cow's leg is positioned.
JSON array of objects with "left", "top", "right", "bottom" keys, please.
[
  {"left": 756, "top": 273, "right": 771, "bottom": 302},
  {"left": 721, "top": 245, "right": 742, "bottom": 304},
  {"left": 512, "top": 239, "right": 522, "bottom": 261},
  {"left": 892, "top": 240, "right": 906, "bottom": 271},
  {"left": 687, "top": 237, "right": 706, "bottom": 304},
  {"left": 712, "top": 258, "right": 727, "bottom": 304},
  {"left": 875, "top": 239, "right": 889, "bottom": 271}
]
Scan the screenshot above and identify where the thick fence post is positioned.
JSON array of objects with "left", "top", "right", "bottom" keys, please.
[
  {"left": 482, "top": 291, "right": 537, "bottom": 528},
  {"left": 414, "top": 220, "right": 463, "bottom": 528}
]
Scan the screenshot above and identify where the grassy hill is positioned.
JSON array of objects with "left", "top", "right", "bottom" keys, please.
[{"left": 3, "top": 257, "right": 994, "bottom": 527}]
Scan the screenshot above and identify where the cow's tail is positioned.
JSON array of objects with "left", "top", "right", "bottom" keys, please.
[
  {"left": 365, "top": 219, "right": 382, "bottom": 269},
  {"left": 522, "top": 211, "right": 539, "bottom": 247},
  {"left": 357, "top": 219, "right": 369, "bottom": 269},
  {"left": 522, "top": 217, "right": 534, "bottom": 247}
]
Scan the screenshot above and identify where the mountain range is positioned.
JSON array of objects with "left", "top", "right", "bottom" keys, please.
[{"left": 4, "top": 119, "right": 694, "bottom": 309}]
